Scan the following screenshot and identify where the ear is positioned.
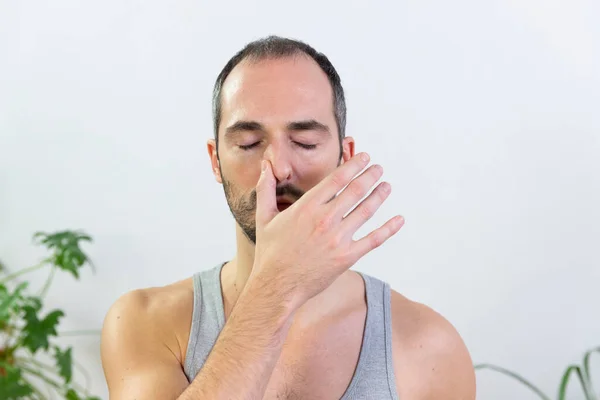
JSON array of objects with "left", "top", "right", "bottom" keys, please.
[
  {"left": 340, "top": 136, "right": 355, "bottom": 165},
  {"left": 207, "top": 139, "right": 222, "bottom": 184}
]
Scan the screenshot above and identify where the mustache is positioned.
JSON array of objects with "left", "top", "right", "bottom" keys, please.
[
  {"left": 275, "top": 184, "right": 304, "bottom": 200},
  {"left": 247, "top": 184, "right": 304, "bottom": 206}
]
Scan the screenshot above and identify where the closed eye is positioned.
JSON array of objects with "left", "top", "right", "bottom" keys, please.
[
  {"left": 238, "top": 142, "right": 317, "bottom": 151},
  {"left": 239, "top": 142, "right": 261, "bottom": 151},
  {"left": 295, "top": 142, "right": 317, "bottom": 150}
]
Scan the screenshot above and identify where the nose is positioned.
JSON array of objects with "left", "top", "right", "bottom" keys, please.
[{"left": 263, "top": 141, "right": 293, "bottom": 184}]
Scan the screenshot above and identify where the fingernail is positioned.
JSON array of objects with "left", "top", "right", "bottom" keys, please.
[
  {"left": 261, "top": 160, "right": 267, "bottom": 172},
  {"left": 361, "top": 153, "right": 370, "bottom": 162}
]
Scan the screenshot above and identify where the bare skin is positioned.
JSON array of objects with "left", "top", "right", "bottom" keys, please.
[{"left": 101, "top": 55, "right": 476, "bottom": 399}]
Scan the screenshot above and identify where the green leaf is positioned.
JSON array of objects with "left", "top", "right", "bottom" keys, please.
[
  {"left": 65, "top": 388, "right": 101, "bottom": 400},
  {"left": 33, "top": 230, "right": 94, "bottom": 279},
  {"left": 474, "top": 363, "right": 551, "bottom": 400},
  {"left": 21, "top": 306, "right": 64, "bottom": 353},
  {"left": 22, "top": 294, "right": 42, "bottom": 312},
  {"left": 0, "top": 282, "right": 28, "bottom": 322},
  {"left": 54, "top": 346, "right": 73, "bottom": 383},
  {"left": 0, "top": 365, "right": 35, "bottom": 400},
  {"left": 558, "top": 365, "right": 593, "bottom": 400},
  {"left": 583, "top": 347, "right": 600, "bottom": 399},
  {"left": 65, "top": 388, "right": 82, "bottom": 400}
]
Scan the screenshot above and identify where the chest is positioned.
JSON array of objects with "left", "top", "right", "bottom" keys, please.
[{"left": 261, "top": 309, "right": 367, "bottom": 400}]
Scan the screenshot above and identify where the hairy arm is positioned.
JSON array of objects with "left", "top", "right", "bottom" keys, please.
[
  {"left": 101, "top": 278, "right": 297, "bottom": 400},
  {"left": 391, "top": 292, "right": 476, "bottom": 400},
  {"left": 179, "top": 277, "right": 296, "bottom": 399}
]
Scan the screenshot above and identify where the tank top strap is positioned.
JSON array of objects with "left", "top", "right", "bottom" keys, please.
[
  {"left": 184, "top": 265, "right": 399, "bottom": 398},
  {"left": 341, "top": 272, "right": 399, "bottom": 399},
  {"left": 183, "top": 262, "right": 226, "bottom": 381}
]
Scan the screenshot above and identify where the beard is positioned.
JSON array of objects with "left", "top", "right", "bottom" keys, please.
[{"left": 221, "top": 172, "right": 305, "bottom": 244}]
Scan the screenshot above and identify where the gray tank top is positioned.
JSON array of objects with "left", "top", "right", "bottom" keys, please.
[{"left": 184, "top": 262, "right": 400, "bottom": 399}]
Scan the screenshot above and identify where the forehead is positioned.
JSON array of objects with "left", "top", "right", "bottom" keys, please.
[{"left": 219, "top": 55, "right": 335, "bottom": 132}]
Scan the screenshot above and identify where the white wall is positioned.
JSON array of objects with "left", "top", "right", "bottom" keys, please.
[{"left": 1, "top": 0, "right": 599, "bottom": 398}]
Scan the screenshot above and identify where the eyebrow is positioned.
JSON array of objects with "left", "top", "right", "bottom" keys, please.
[{"left": 224, "top": 119, "right": 331, "bottom": 138}]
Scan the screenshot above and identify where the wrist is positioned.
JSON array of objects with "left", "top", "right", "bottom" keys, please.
[{"left": 237, "top": 273, "right": 299, "bottom": 334}]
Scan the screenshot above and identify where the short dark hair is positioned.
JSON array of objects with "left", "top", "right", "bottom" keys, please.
[{"left": 212, "top": 35, "right": 347, "bottom": 152}]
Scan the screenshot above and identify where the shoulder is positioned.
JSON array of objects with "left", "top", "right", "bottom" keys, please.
[
  {"left": 389, "top": 289, "right": 476, "bottom": 400},
  {"left": 101, "top": 279, "right": 197, "bottom": 397},
  {"left": 101, "top": 277, "right": 195, "bottom": 366}
]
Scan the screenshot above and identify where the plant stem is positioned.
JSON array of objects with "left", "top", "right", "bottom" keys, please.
[
  {"left": 19, "top": 364, "right": 63, "bottom": 389},
  {"left": 18, "top": 357, "right": 89, "bottom": 394},
  {"left": 15, "top": 357, "right": 60, "bottom": 376},
  {"left": 0, "top": 261, "right": 47, "bottom": 284},
  {"left": 24, "top": 360, "right": 56, "bottom": 399},
  {"left": 1, "top": 321, "right": 17, "bottom": 350},
  {"left": 73, "top": 359, "right": 93, "bottom": 394},
  {"left": 39, "top": 266, "right": 56, "bottom": 298},
  {"left": 21, "top": 376, "right": 48, "bottom": 400}
]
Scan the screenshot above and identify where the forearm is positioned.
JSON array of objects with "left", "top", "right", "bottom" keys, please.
[{"left": 178, "top": 280, "right": 297, "bottom": 400}]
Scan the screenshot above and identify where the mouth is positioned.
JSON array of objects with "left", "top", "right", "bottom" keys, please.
[{"left": 276, "top": 199, "right": 293, "bottom": 212}]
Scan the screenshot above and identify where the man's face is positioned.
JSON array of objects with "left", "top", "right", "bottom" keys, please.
[{"left": 208, "top": 56, "right": 354, "bottom": 244}]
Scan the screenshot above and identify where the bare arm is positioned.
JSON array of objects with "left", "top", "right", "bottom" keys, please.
[
  {"left": 102, "top": 280, "right": 297, "bottom": 400},
  {"left": 102, "top": 152, "right": 404, "bottom": 399},
  {"left": 182, "top": 154, "right": 400, "bottom": 398},
  {"left": 180, "top": 276, "right": 296, "bottom": 399}
]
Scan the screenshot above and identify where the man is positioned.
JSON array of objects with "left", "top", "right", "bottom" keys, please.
[{"left": 101, "top": 36, "right": 476, "bottom": 399}]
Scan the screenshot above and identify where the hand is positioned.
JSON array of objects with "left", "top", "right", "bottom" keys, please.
[{"left": 249, "top": 152, "right": 405, "bottom": 310}]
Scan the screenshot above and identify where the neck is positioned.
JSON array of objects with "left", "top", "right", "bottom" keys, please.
[
  {"left": 221, "top": 225, "right": 257, "bottom": 316},
  {"left": 220, "top": 224, "right": 358, "bottom": 324}
]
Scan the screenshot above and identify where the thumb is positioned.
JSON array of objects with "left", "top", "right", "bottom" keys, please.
[{"left": 255, "top": 160, "right": 278, "bottom": 226}]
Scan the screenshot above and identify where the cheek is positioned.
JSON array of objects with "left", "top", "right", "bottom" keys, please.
[
  {"left": 227, "top": 158, "right": 262, "bottom": 189},
  {"left": 294, "top": 157, "right": 338, "bottom": 188}
]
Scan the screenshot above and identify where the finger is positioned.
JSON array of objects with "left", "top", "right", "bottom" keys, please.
[
  {"left": 331, "top": 164, "right": 384, "bottom": 221},
  {"left": 255, "top": 160, "right": 278, "bottom": 226},
  {"left": 348, "top": 215, "right": 405, "bottom": 262},
  {"left": 301, "top": 152, "right": 371, "bottom": 207},
  {"left": 340, "top": 181, "right": 391, "bottom": 234}
]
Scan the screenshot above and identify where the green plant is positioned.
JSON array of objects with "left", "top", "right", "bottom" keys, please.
[
  {"left": 0, "top": 230, "right": 101, "bottom": 400},
  {"left": 475, "top": 346, "right": 600, "bottom": 400}
]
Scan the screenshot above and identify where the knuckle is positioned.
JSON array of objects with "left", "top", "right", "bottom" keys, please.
[
  {"left": 330, "top": 171, "right": 346, "bottom": 189},
  {"left": 328, "top": 235, "right": 342, "bottom": 250},
  {"left": 348, "top": 180, "right": 366, "bottom": 198},
  {"left": 332, "top": 251, "right": 350, "bottom": 267},
  {"left": 315, "top": 213, "right": 334, "bottom": 233},
  {"left": 359, "top": 203, "right": 374, "bottom": 219},
  {"left": 371, "top": 232, "right": 383, "bottom": 249}
]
